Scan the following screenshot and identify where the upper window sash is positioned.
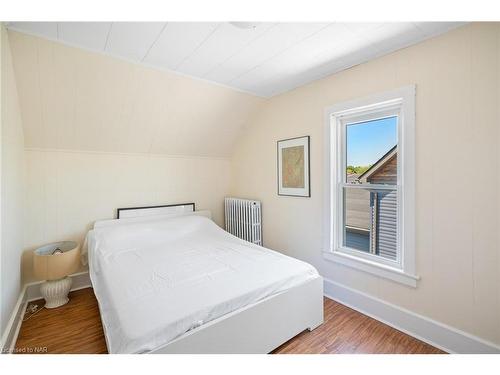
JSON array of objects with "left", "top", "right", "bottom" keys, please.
[
  {"left": 340, "top": 114, "right": 400, "bottom": 186},
  {"left": 333, "top": 105, "right": 401, "bottom": 187}
]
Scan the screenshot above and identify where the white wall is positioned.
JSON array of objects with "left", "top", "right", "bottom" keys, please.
[
  {"left": 6, "top": 30, "right": 257, "bottom": 284},
  {"left": 1, "top": 25, "right": 25, "bottom": 338},
  {"left": 230, "top": 23, "right": 500, "bottom": 345},
  {"left": 8, "top": 30, "right": 264, "bottom": 157},
  {"left": 22, "top": 149, "right": 231, "bottom": 283}
]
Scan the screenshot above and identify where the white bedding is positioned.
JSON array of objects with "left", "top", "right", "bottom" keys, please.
[{"left": 86, "top": 214, "right": 319, "bottom": 354}]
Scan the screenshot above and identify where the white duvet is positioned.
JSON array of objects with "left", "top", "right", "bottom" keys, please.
[{"left": 86, "top": 214, "right": 319, "bottom": 353}]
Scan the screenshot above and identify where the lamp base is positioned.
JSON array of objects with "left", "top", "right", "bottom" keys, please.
[{"left": 40, "top": 277, "right": 72, "bottom": 308}]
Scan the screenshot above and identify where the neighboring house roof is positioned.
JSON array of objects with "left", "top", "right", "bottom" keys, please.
[
  {"left": 358, "top": 145, "right": 397, "bottom": 182},
  {"left": 346, "top": 173, "right": 361, "bottom": 183}
]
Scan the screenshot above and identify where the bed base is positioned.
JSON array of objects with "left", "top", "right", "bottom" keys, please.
[{"left": 150, "top": 276, "right": 324, "bottom": 354}]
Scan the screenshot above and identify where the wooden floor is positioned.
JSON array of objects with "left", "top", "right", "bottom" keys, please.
[
  {"left": 15, "top": 287, "right": 444, "bottom": 354},
  {"left": 272, "top": 298, "right": 444, "bottom": 354},
  {"left": 15, "top": 288, "right": 107, "bottom": 354}
]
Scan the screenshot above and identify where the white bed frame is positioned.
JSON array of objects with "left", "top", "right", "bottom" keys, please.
[
  {"left": 153, "top": 276, "right": 323, "bottom": 354},
  {"left": 103, "top": 203, "right": 324, "bottom": 354}
]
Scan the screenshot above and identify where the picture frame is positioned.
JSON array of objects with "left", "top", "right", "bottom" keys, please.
[{"left": 277, "top": 136, "right": 310, "bottom": 197}]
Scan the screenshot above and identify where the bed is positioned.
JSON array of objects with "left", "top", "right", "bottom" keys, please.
[{"left": 84, "top": 204, "right": 323, "bottom": 354}]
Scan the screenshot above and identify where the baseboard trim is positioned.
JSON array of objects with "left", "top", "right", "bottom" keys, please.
[
  {"left": 25, "top": 271, "right": 91, "bottom": 302},
  {"left": 323, "top": 277, "right": 500, "bottom": 354},
  {"left": 3, "top": 273, "right": 498, "bottom": 354},
  {"left": 1, "top": 285, "right": 27, "bottom": 354},
  {"left": 1, "top": 271, "right": 91, "bottom": 353}
]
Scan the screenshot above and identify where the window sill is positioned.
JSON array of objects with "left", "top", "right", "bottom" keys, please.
[{"left": 323, "top": 250, "right": 419, "bottom": 288}]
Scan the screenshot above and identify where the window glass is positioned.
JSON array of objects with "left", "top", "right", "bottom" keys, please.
[
  {"left": 346, "top": 116, "right": 397, "bottom": 185},
  {"left": 342, "top": 186, "right": 398, "bottom": 260},
  {"left": 343, "top": 116, "right": 398, "bottom": 261}
]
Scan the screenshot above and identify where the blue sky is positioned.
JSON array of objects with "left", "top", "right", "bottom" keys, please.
[{"left": 346, "top": 116, "right": 397, "bottom": 166}]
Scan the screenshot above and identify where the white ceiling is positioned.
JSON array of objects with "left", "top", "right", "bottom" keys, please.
[{"left": 6, "top": 22, "right": 465, "bottom": 97}]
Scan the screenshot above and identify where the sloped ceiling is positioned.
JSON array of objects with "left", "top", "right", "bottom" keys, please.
[
  {"left": 6, "top": 22, "right": 465, "bottom": 97},
  {"left": 8, "top": 30, "right": 264, "bottom": 157}
]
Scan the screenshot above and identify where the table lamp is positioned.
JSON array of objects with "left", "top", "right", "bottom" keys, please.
[{"left": 33, "top": 241, "right": 80, "bottom": 308}]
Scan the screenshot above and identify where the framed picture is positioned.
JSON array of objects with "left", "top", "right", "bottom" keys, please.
[{"left": 277, "top": 136, "right": 310, "bottom": 197}]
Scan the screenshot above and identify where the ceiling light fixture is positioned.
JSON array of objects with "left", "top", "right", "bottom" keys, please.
[{"left": 229, "top": 22, "right": 259, "bottom": 30}]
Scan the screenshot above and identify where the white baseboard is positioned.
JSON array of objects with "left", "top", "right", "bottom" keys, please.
[
  {"left": 323, "top": 277, "right": 500, "bottom": 354},
  {"left": 0, "top": 286, "right": 27, "bottom": 354},
  {"left": 1, "top": 271, "right": 91, "bottom": 354},
  {"left": 25, "top": 271, "right": 91, "bottom": 302},
  {"left": 3, "top": 273, "right": 498, "bottom": 354}
]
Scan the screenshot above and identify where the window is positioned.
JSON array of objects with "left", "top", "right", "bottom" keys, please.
[{"left": 323, "top": 86, "right": 418, "bottom": 287}]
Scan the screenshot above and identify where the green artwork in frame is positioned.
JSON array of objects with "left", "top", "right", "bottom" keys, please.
[
  {"left": 277, "top": 136, "right": 310, "bottom": 197},
  {"left": 282, "top": 146, "right": 305, "bottom": 188}
]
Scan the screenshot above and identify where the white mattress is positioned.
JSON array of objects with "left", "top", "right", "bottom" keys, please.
[{"left": 86, "top": 214, "right": 319, "bottom": 353}]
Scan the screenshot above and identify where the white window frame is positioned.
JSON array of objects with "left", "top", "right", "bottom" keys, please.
[{"left": 323, "top": 85, "right": 418, "bottom": 287}]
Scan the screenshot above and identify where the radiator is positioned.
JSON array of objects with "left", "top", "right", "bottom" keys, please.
[{"left": 224, "top": 197, "right": 262, "bottom": 246}]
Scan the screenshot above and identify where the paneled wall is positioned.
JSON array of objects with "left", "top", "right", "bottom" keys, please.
[
  {"left": 22, "top": 149, "right": 231, "bottom": 283},
  {"left": 8, "top": 30, "right": 263, "bottom": 157},
  {"left": 6, "top": 30, "right": 260, "bottom": 285},
  {"left": 230, "top": 23, "right": 500, "bottom": 345},
  {"left": 1, "top": 25, "right": 26, "bottom": 337}
]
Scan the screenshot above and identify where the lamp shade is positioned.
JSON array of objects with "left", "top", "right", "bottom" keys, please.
[{"left": 33, "top": 241, "right": 80, "bottom": 281}]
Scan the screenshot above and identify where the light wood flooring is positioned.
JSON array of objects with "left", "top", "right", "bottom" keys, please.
[{"left": 15, "top": 288, "right": 444, "bottom": 354}]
